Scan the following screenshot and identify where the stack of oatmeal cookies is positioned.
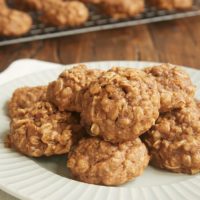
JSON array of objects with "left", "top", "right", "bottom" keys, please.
[{"left": 6, "top": 63, "right": 200, "bottom": 186}]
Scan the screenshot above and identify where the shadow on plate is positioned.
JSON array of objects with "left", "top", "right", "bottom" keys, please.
[{"left": 31, "top": 155, "right": 72, "bottom": 179}]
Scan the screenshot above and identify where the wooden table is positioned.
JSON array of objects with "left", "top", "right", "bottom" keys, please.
[
  {"left": 0, "top": 15, "right": 200, "bottom": 72},
  {"left": 0, "top": 15, "right": 200, "bottom": 200}
]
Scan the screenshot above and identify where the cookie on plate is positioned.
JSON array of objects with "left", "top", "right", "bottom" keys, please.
[
  {"left": 67, "top": 137, "right": 149, "bottom": 185},
  {"left": 144, "top": 64, "right": 195, "bottom": 113},
  {"left": 143, "top": 100, "right": 200, "bottom": 174},
  {"left": 81, "top": 67, "right": 160, "bottom": 143},
  {"left": 8, "top": 86, "right": 47, "bottom": 118},
  {"left": 6, "top": 101, "right": 84, "bottom": 157},
  {"left": 47, "top": 65, "right": 102, "bottom": 112}
]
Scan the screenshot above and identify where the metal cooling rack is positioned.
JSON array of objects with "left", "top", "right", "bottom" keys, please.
[{"left": 1, "top": 0, "right": 200, "bottom": 46}]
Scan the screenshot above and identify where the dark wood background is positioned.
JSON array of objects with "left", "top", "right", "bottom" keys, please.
[{"left": 0, "top": 16, "right": 200, "bottom": 71}]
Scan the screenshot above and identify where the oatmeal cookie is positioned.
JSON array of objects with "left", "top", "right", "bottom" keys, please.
[
  {"left": 144, "top": 64, "right": 195, "bottom": 113},
  {"left": 101, "top": 0, "right": 145, "bottom": 19},
  {"left": 67, "top": 137, "right": 149, "bottom": 185},
  {"left": 0, "top": 5, "right": 32, "bottom": 36},
  {"left": 143, "top": 100, "right": 200, "bottom": 174},
  {"left": 147, "top": 0, "right": 193, "bottom": 10},
  {"left": 6, "top": 101, "right": 84, "bottom": 157},
  {"left": 8, "top": 86, "right": 47, "bottom": 118},
  {"left": 47, "top": 65, "right": 102, "bottom": 112},
  {"left": 41, "top": 0, "right": 89, "bottom": 27},
  {"left": 81, "top": 67, "right": 160, "bottom": 143}
]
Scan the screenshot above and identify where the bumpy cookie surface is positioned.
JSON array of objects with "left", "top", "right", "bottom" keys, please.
[
  {"left": 81, "top": 67, "right": 160, "bottom": 143},
  {"left": 8, "top": 86, "right": 47, "bottom": 118},
  {"left": 144, "top": 64, "right": 195, "bottom": 112},
  {"left": 6, "top": 101, "right": 84, "bottom": 157},
  {"left": 143, "top": 100, "right": 200, "bottom": 174},
  {"left": 47, "top": 65, "right": 102, "bottom": 112},
  {"left": 67, "top": 137, "right": 149, "bottom": 185}
]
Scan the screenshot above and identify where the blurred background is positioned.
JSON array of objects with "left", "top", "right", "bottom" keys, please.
[{"left": 0, "top": 0, "right": 200, "bottom": 72}]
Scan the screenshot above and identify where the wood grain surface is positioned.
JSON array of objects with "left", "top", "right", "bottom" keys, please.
[{"left": 0, "top": 16, "right": 200, "bottom": 72}]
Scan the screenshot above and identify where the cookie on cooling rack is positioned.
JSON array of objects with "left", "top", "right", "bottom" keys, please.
[
  {"left": 12, "top": 0, "right": 89, "bottom": 27},
  {"left": 101, "top": 0, "right": 145, "bottom": 19},
  {"left": 143, "top": 100, "right": 200, "bottom": 174},
  {"left": 12, "top": 0, "right": 42, "bottom": 10},
  {"left": 0, "top": 3, "right": 32, "bottom": 36},
  {"left": 47, "top": 65, "right": 102, "bottom": 112},
  {"left": 67, "top": 137, "right": 149, "bottom": 186},
  {"left": 144, "top": 64, "right": 196, "bottom": 113},
  {"left": 81, "top": 67, "right": 160, "bottom": 143},
  {"left": 41, "top": 0, "right": 89, "bottom": 27},
  {"left": 147, "top": 0, "right": 193, "bottom": 10}
]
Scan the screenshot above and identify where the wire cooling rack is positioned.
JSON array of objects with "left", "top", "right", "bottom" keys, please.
[{"left": 1, "top": 0, "right": 200, "bottom": 46}]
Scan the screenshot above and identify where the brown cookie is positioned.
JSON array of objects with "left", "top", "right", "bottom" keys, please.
[
  {"left": 143, "top": 100, "right": 200, "bottom": 174},
  {"left": 41, "top": 0, "right": 89, "bottom": 27},
  {"left": 47, "top": 65, "right": 102, "bottom": 112},
  {"left": 81, "top": 67, "right": 160, "bottom": 143},
  {"left": 8, "top": 86, "right": 47, "bottom": 119},
  {"left": 12, "top": 0, "right": 42, "bottom": 10},
  {"left": 6, "top": 101, "right": 84, "bottom": 157},
  {"left": 147, "top": 0, "right": 193, "bottom": 10},
  {"left": 0, "top": 5, "right": 32, "bottom": 36},
  {"left": 144, "top": 64, "right": 195, "bottom": 113},
  {"left": 67, "top": 137, "right": 149, "bottom": 186},
  {"left": 101, "top": 0, "right": 145, "bottom": 19},
  {"left": 78, "top": 0, "right": 102, "bottom": 3}
]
